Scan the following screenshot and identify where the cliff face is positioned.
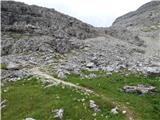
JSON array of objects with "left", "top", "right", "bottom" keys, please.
[
  {"left": 1, "top": 1, "right": 97, "bottom": 56},
  {"left": 112, "top": 1, "right": 160, "bottom": 28},
  {"left": 1, "top": 1, "right": 97, "bottom": 39},
  {"left": 105, "top": 1, "right": 160, "bottom": 49}
]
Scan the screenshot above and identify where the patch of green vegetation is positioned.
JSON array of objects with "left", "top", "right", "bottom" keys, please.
[
  {"left": 7, "top": 32, "right": 30, "bottom": 40},
  {"left": 2, "top": 77, "right": 125, "bottom": 120},
  {"left": 0, "top": 63, "right": 7, "bottom": 69},
  {"left": 54, "top": 53, "right": 65, "bottom": 60},
  {"left": 67, "top": 72, "right": 160, "bottom": 120},
  {"left": 142, "top": 23, "right": 160, "bottom": 32}
]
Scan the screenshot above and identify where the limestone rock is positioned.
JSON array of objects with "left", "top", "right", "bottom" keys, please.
[
  {"left": 53, "top": 108, "right": 64, "bottom": 120},
  {"left": 24, "top": 118, "right": 36, "bottom": 120},
  {"left": 86, "top": 62, "right": 95, "bottom": 68},
  {"left": 111, "top": 107, "right": 119, "bottom": 114},
  {"left": 89, "top": 100, "right": 100, "bottom": 112},
  {"left": 123, "top": 84, "right": 156, "bottom": 94},
  {"left": 88, "top": 73, "right": 97, "bottom": 79},
  {"left": 143, "top": 67, "right": 160, "bottom": 76},
  {"left": 0, "top": 99, "right": 7, "bottom": 109},
  {"left": 6, "top": 62, "right": 21, "bottom": 70}
]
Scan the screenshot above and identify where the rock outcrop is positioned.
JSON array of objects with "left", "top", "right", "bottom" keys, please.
[
  {"left": 106, "top": 1, "right": 160, "bottom": 48},
  {"left": 1, "top": 1, "right": 97, "bottom": 55},
  {"left": 123, "top": 84, "right": 156, "bottom": 94},
  {"left": 112, "top": 1, "right": 160, "bottom": 28}
]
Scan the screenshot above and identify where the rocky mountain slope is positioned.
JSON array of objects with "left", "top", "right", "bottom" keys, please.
[
  {"left": 52, "top": 1, "right": 160, "bottom": 76},
  {"left": 1, "top": 1, "right": 97, "bottom": 55},
  {"left": 112, "top": 1, "right": 160, "bottom": 28},
  {"left": 106, "top": 1, "right": 160, "bottom": 49},
  {"left": 1, "top": 1, "right": 160, "bottom": 82}
]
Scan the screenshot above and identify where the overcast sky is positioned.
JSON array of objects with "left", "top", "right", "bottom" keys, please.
[{"left": 16, "top": 0, "right": 151, "bottom": 27}]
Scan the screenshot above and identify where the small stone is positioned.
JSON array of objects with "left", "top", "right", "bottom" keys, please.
[
  {"left": 81, "top": 98, "right": 85, "bottom": 102},
  {"left": 89, "top": 100, "right": 100, "bottom": 112},
  {"left": 86, "top": 62, "right": 94, "bottom": 68},
  {"left": 62, "top": 86, "right": 65, "bottom": 89},
  {"left": 92, "top": 113, "right": 97, "bottom": 116},
  {"left": 53, "top": 108, "right": 64, "bottom": 120},
  {"left": 3, "top": 89, "right": 8, "bottom": 93},
  {"left": 57, "top": 71, "right": 66, "bottom": 79},
  {"left": 106, "top": 72, "right": 112, "bottom": 76},
  {"left": 126, "top": 102, "right": 130, "bottom": 105},
  {"left": 56, "top": 96, "right": 60, "bottom": 99},
  {"left": 1, "top": 100, "right": 7, "bottom": 109},
  {"left": 106, "top": 66, "right": 114, "bottom": 72},
  {"left": 88, "top": 73, "right": 97, "bottom": 79},
  {"left": 122, "top": 110, "right": 127, "bottom": 114},
  {"left": 24, "top": 118, "right": 36, "bottom": 120},
  {"left": 111, "top": 107, "right": 119, "bottom": 114}
]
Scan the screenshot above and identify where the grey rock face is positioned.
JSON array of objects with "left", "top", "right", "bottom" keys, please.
[
  {"left": 1, "top": 1, "right": 98, "bottom": 56},
  {"left": 112, "top": 1, "right": 160, "bottom": 28},
  {"left": 1, "top": 1, "right": 97, "bottom": 39},
  {"left": 106, "top": 1, "right": 160, "bottom": 50}
]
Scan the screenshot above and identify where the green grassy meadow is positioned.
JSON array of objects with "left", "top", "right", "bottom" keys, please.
[{"left": 1, "top": 71, "right": 160, "bottom": 120}]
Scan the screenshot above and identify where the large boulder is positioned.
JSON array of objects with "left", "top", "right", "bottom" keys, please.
[
  {"left": 123, "top": 84, "right": 156, "bottom": 94},
  {"left": 142, "top": 67, "right": 160, "bottom": 76},
  {"left": 6, "top": 62, "right": 21, "bottom": 70}
]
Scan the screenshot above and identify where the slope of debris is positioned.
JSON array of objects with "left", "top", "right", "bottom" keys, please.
[{"left": 1, "top": 1, "right": 160, "bottom": 82}]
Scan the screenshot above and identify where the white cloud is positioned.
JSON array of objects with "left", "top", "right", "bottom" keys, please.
[{"left": 16, "top": 0, "right": 151, "bottom": 27}]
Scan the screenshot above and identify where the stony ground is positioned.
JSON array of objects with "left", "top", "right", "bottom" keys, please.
[{"left": 1, "top": 69, "right": 160, "bottom": 120}]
